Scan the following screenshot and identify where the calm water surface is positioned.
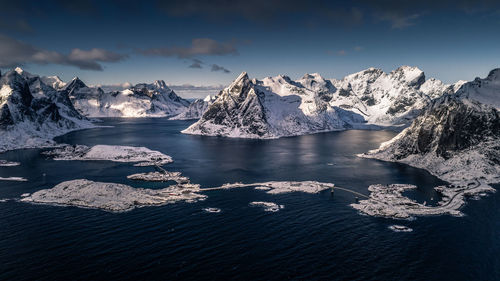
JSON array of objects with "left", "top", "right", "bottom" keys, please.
[{"left": 0, "top": 118, "right": 499, "bottom": 280}]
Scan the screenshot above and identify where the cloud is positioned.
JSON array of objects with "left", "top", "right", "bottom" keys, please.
[
  {"left": 96, "top": 82, "right": 133, "bottom": 92},
  {"left": 138, "top": 38, "right": 238, "bottom": 59},
  {"left": 189, "top": 58, "right": 204, "bottom": 69},
  {"left": 210, "top": 64, "right": 230, "bottom": 73},
  {"left": 0, "top": 34, "right": 127, "bottom": 70}
]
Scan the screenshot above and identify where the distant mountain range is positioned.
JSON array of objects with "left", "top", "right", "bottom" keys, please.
[{"left": 66, "top": 77, "right": 191, "bottom": 118}]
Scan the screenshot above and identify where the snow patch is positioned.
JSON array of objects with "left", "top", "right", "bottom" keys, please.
[
  {"left": 388, "top": 225, "right": 413, "bottom": 232},
  {"left": 203, "top": 207, "right": 221, "bottom": 213},
  {"left": 0, "top": 177, "right": 27, "bottom": 181}
]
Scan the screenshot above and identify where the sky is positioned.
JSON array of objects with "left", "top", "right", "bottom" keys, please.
[{"left": 0, "top": 0, "right": 499, "bottom": 98}]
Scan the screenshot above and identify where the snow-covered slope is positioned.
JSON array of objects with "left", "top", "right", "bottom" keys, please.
[
  {"left": 0, "top": 68, "right": 94, "bottom": 152},
  {"left": 170, "top": 95, "right": 216, "bottom": 120},
  {"left": 329, "top": 66, "right": 461, "bottom": 126},
  {"left": 67, "top": 79, "right": 190, "bottom": 117},
  {"left": 183, "top": 67, "right": 458, "bottom": 138},
  {"left": 362, "top": 68, "right": 500, "bottom": 189}
]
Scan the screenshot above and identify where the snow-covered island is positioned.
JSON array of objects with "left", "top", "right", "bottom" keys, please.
[
  {"left": 207, "top": 181, "right": 335, "bottom": 194},
  {"left": 0, "top": 160, "right": 21, "bottom": 167},
  {"left": 0, "top": 177, "right": 27, "bottom": 182},
  {"left": 20, "top": 179, "right": 206, "bottom": 212},
  {"left": 43, "top": 144, "right": 173, "bottom": 166},
  {"left": 388, "top": 225, "right": 413, "bottom": 232},
  {"left": 249, "top": 201, "right": 285, "bottom": 212},
  {"left": 350, "top": 183, "right": 492, "bottom": 219}
]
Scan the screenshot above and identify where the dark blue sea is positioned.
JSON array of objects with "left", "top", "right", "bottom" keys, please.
[{"left": 0, "top": 118, "right": 499, "bottom": 280}]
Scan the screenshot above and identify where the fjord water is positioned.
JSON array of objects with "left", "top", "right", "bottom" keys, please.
[{"left": 0, "top": 118, "right": 499, "bottom": 281}]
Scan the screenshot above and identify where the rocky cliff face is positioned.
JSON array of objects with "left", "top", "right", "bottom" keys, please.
[
  {"left": 363, "top": 68, "right": 500, "bottom": 187},
  {"left": 184, "top": 72, "right": 273, "bottom": 137}
]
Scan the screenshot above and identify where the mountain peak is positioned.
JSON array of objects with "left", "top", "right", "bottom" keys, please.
[
  {"left": 235, "top": 71, "right": 249, "bottom": 81},
  {"left": 346, "top": 67, "right": 383, "bottom": 80},
  {"left": 13, "top": 67, "right": 36, "bottom": 79},
  {"left": 65, "top": 77, "right": 88, "bottom": 91},
  {"left": 301, "top": 73, "right": 323, "bottom": 80},
  {"left": 229, "top": 72, "right": 250, "bottom": 87},
  {"left": 391, "top": 65, "right": 425, "bottom": 87},
  {"left": 153, "top": 80, "right": 168, "bottom": 89}
]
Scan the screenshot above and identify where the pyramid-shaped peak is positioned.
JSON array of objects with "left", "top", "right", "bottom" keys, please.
[{"left": 65, "top": 77, "right": 88, "bottom": 91}]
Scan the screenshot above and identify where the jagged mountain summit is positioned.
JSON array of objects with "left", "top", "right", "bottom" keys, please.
[
  {"left": 362, "top": 68, "right": 500, "bottom": 189},
  {"left": 0, "top": 68, "right": 93, "bottom": 152},
  {"left": 183, "top": 66, "right": 461, "bottom": 138},
  {"left": 67, "top": 79, "right": 190, "bottom": 117}
]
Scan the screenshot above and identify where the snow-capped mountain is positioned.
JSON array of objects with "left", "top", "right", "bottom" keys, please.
[
  {"left": 329, "top": 66, "right": 462, "bottom": 125},
  {"left": 183, "top": 72, "right": 367, "bottom": 138},
  {"left": 66, "top": 79, "right": 190, "bottom": 117},
  {"left": 0, "top": 68, "right": 93, "bottom": 152},
  {"left": 183, "top": 66, "right": 460, "bottom": 138},
  {"left": 362, "top": 68, "right": 500, "bottom": 188},
  {"left": 14, "top": 67, "right": 66, "bottom": 90},
  {"left": 170, "top": 95, "right": 216, "bottom": 120}
]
